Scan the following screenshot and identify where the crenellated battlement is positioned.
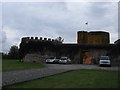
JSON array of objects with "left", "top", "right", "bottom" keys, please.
[{"left": 21, "top": 37, "right": 58, "bottom": 43}]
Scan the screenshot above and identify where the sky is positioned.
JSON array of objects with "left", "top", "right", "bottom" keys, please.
[{"left": 0, "top": 0, "right": 119, "bottom": 53}]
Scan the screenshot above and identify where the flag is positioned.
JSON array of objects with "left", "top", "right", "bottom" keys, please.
[{"left": 85, "top": 22, "right": 88, "bottom": 25}]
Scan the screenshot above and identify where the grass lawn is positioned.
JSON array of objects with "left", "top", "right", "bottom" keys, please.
[
  {"left": 4, "top": 69, "right": 119, "bottom": 88},
  {"left": 2, "top": 59, "right": 45, "bottom": 72}
]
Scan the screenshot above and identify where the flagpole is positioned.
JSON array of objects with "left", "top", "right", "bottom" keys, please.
[
  {"left": 87, "top": 24, "right": 88, "bottom": 31},
  {"left": 85, "top": 22, "right": 88, "bottom": 31}
]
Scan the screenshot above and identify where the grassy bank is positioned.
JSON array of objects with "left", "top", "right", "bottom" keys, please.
[
  {"left": 2, "top": 59, "right": 45, "bottom": 72},
  {"left": 5, "top": 69, "right": 118, "bottom": 88}
]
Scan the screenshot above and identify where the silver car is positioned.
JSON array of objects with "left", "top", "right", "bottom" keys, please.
[
  {"left": 99, "top": 56, "right": 111, "bottom": 67},
  {"left": 59, "top": 57, "right": 71, "bottom": 64}
]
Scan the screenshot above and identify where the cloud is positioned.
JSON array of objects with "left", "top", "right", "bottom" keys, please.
[
  {"left": 0, "top": 30, "right": 7, "bottom": 52},
  {"left": 1, "top": 30, "right": 6, "bottom": 43},
  {"left": 118, "top": 2, "right": 120, "bottom": 39},
  {"left": 2, "top": 26, "right": 21, "bottom": 52},
  {"left": 2, "top": 0, "right": 119, "bottom": 2},
  {"left": 2, "top": 2, "right": 118, "bottom": 52}
]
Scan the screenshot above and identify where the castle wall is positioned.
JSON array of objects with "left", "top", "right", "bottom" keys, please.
[{"left": 19, "top": 37, "right": 117, "bottom": 65}]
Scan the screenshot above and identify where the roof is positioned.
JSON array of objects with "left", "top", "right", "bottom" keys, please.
[{"left": 77, "top": 31, "right": 109, "bottom": 34}]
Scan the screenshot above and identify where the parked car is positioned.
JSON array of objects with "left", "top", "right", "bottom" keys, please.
[
  {"left": 54, "top": 56, "right": 61, "bottom": 64},
  {"left": 46, "top": 56, "right": 56, "bottom": 64},
  {"left": 59, "top": 57, "right": 71, "bottom": 64},
  {"left": 99, "top": 56, "right": 111, "bottom": 67},
  {"left": 46, "top": 56, "right": 60, "bottom": 64}
]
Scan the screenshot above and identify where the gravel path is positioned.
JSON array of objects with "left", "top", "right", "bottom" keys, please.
[
  {"left": 2, "top": 68, "right": 68, "bottom": 87},
  {"left": 46, "top": 64, "right": 119, "bottom": 71},
  {"left": 2, "top": 64, "right": 119, "bottom": 87}
]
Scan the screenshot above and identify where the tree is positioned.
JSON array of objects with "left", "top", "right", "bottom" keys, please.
[
  {"left": 55, "top": 36, "right": 64, "bottom": 44},
  {"left": 2, "top": 52, "right": 9, "bottom": 59},
  {"left": 8, "top": 45, "right": 19, "bottom": 59}
]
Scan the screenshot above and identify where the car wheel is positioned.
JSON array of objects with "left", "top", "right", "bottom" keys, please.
[{"left": 109, "top": 65, "right": 111, "bottom": 67}]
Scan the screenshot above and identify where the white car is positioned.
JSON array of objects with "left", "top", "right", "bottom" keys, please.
[
  {"left": 59, "top": 57, "right": 71, "bottom": 64},
  {"left": 99, "top": 56, "right": 111, "bottom": 67},
  {"left": 46, "top": 56, "right": 60, "bottom": 64},
  {"left": 46, "top": 56, "right": 56, "bottom": 64}
]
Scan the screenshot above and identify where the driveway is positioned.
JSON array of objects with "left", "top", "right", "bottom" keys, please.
[
  {"left": 2, "top": 64, "right": 118, "bottom": 87},
  {"left": 46, "top": 64, "right": 118, "bottom": 71}
]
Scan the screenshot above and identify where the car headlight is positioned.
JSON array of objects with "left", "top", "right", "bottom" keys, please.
[{"left": 64, "top": 60, "right": 67, "bottom": 62}]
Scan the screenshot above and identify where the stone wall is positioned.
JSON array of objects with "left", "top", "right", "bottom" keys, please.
[
  {"left": 110, "top": 56, "right": 120, "bottom": 66},
  {"left": 22, "top": 54, "right": 48, "bottom": 63}
]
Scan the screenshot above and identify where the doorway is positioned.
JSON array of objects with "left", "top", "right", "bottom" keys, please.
[{"left": 83, "top": 52, "right": 93, "bottom": 64}]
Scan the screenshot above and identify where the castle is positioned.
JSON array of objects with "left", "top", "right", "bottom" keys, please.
[{"left": 19, "top": 31, "right": 119, "bottom": 65}]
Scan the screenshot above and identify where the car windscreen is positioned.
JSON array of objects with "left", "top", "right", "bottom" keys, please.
[
  {"left": 61, "top": 57, "right": 67, "bottom": 60},
  {"left": 100, "top": 56, "right": 109, "bottom": 60},
  {"left": 56, "top": 57, "right": 61, "bottom": 59},
  {"left": 49, "top": 57, "right": 55, "bottom": 59}
]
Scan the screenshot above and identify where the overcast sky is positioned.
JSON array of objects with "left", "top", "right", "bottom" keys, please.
[{"left": 1, "top": 1, "right": 119, "bottom": 53}]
